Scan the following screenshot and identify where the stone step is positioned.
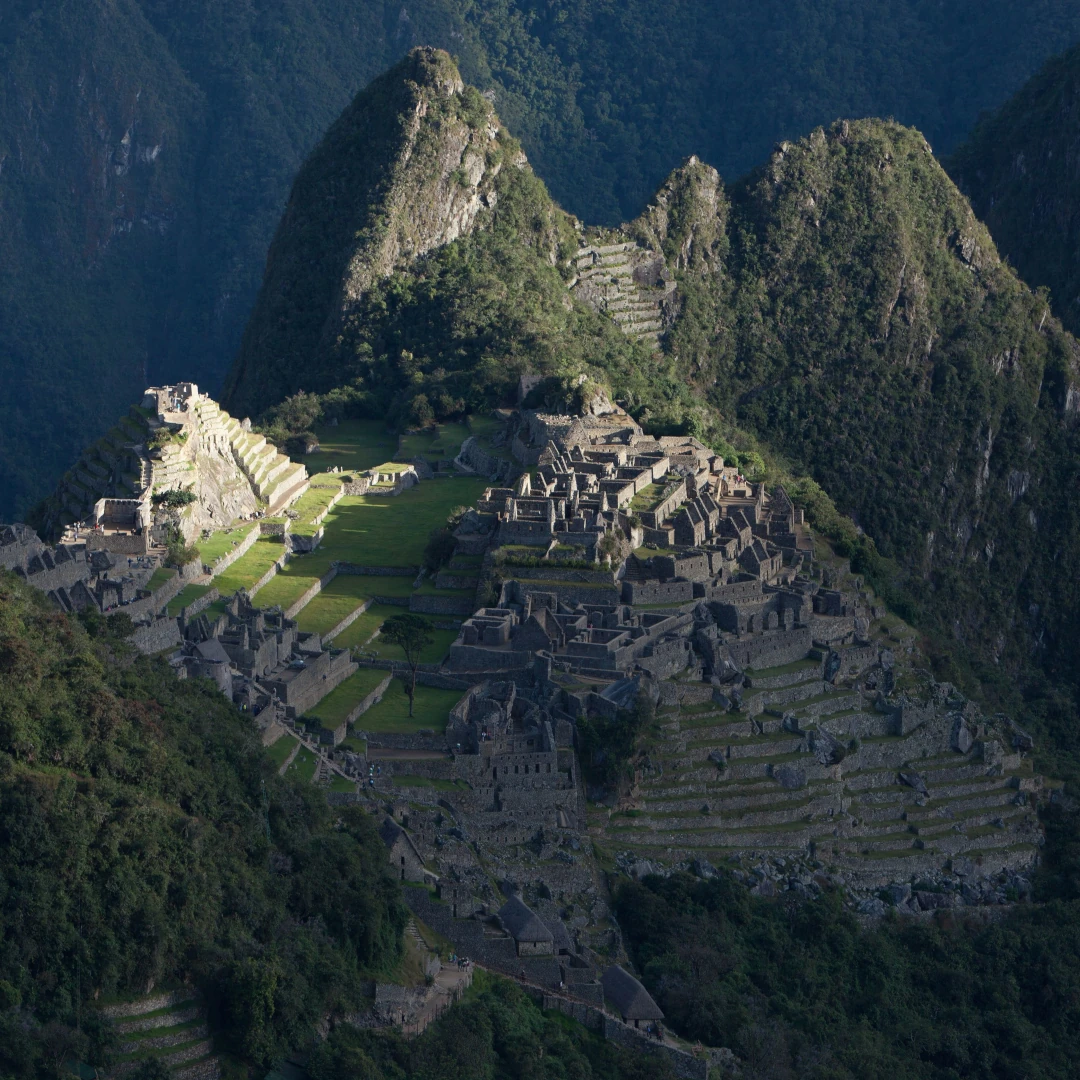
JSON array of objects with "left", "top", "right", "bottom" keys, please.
[
  {"left": 115, "top": 1004, "right": 200, "bottom": 1035},
  {"left": 113, "top": 1039, "right": 214, "bottom": 1075},
  {"left": 172, "top": 1055, "right": 221, "bottom": 1080},
  {"left": 118, "top": 1022, "right": 208, "bottom": 1055}
]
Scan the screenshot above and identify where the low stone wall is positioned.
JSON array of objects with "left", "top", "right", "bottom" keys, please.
[
  {"left": 205, "top": 524, "right": 260, "bottom": 576},
  {"left": 288, "top": 527, "right": 324, "bottom": 553},
  {"left": 128, "top": 616, "right": 182, "bottom": 655},
  {"left": 180, "top": 587, "right": 220, "bottom": 623},
  {"left": 435, "top": 571, "right": 480, "bottom": 590},
  {"left": 348, "top": 673, "right": 393, "bottom": 724},
  {"left": 260, "top": 521, "right": 287, "bottom": 536},
  {"left": 336, "top": 562, "right": 421, "bottom": 577},
  {"left": 284, "top": 566, "right": 339, "bottom": 619},
  {"left": 324, "top": 597, "right": 373, "bottom": 642},
  {"left": 456, "top": 436, "right": 518, "bottom": 482},
  {"left": 504, "top": 566, "right": 614, "bottom": 585},
  {"left": 247, "top": 544, "right": 289, "bottom": 600},
  {"left": 343, "top": 477, "right": 371, "bottom": 496},
  {"left": 410, "top": 593, "right": 476, "bottom": 616},
  {"left": 310, "top": 486, "right": 345, "bottom": 527}
]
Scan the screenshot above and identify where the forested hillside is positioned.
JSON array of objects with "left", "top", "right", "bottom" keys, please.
[
  {"left": 229, "top": 53, "right": 1080, "bottom": 782},
  {"left": 0, "top": 571, "right": 406, "bottom": 1075},
  {"left": 6, "top": 0, "right": 1080, "bottom": 519},
  {"left": 949, "top": 43, "right": 1080, "bottom": 338}
]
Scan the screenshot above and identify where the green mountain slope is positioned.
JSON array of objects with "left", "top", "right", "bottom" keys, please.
[
  {"left": 7, "top": 0, "right": 1080, "bottom": 520},
  {"left": 681, "top": 119, "right": 1080, "bottom": 689},
  {"left": 949, "top": 43, "right": 1080, "bottom": 337},
  {"left": 0, "top": 572, "right": 406, "bottom": 1073},
  {"left": 229, "top": 54, "right": 1080, "bottom": 764}
]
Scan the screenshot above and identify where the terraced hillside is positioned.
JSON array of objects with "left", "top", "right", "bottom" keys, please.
[
  {"left": 570, "top": 240, "right": 676, "bottom": 348},
  {"left": 596, "top": 649, "right": 1042, "bottom": 891},
  {"left": 97, "top": 989, "right": 218, "bottom": 1079}
]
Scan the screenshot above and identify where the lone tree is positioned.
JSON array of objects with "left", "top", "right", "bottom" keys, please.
[{"left": 380, "top": 613, "right": 434, "bottom": 718}]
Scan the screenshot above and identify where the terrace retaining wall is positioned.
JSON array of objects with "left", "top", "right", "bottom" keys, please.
[
  {"left": 205, "top": 525, "right": 260, "bottom": 576},
  {"left": 284, "top": 566, "right": 340, "bottom": 619}
]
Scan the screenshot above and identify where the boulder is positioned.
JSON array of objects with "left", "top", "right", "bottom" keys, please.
[
  {"left": 810, "top": 727, "right": 845, "bottom": 766},
  {"left": 898, "top": 770, "right": 929, "bottom": 796},
  {"left": 824, "top": 649, "right": 842, "bottom": 683},
  {"left": 951, "top": 715, "right": 974, "bottom": 754},
  {"left": 774, "top": 764, "right": 808, "bottom": 789}
]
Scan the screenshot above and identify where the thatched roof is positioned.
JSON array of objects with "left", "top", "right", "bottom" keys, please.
[
  {"left": 602, "top": 965, "right": 664, "bottom": 1021},
  {"left": 498, "top": 895, "right": 553, "bottom": 943}
]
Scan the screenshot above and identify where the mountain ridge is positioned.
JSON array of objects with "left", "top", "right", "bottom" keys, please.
[{"left": 228, "top": 52, "right": 1080, "bottom": 774}]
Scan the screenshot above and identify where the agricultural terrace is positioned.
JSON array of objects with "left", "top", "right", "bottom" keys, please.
[
  {"left": 331, "top": 603, "right": 411, "bottom": 649},
  {"left": 301, "top": 419, "right": 396, "bottom": 474},
  {"left": 352, "top": 680, "right": 462, "bottom": 735},
  {"left": 212, "top": 537, "right": 285, "bottom": 595},
  {"left": 197, "top": 524, "right": 259, "bottom": 569},
  {"left": 166, "top": 583, "right": 213, "bottom": 617},
  {"left": 315, "top": 476, "right": 487, "bottom": 569},
  {"left": 304, "top": 667, "right": 390, "bottom": 729}
]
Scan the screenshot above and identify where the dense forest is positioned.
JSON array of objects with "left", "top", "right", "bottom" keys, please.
[
  {"left": 614, "top": 839, "right": 1080, "bottom": 1080},
  {"left": 949, "top": 42, "right": 1080, "bottom": 339},
  {"left": 7, "top": 0, "right": 1080, "bottom": 518},
  {"left": 0, "top": 571, "right": 406, "bottom": 1075}
]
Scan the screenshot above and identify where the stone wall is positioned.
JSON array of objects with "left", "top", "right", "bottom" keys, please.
[
  {"left": 247, "top": 543, "right": 289, "bottom": 599},
  {"left": 336, "top": 562, "right": 422, "bottom": 577},
  {"left": 284, "top": 566, "right": 339, "bottom": 619},
  {"left": 410, "top": 593, "right": 476, "bottom": 616},
  {"left": 324, "top": 597, "right": 373, "bottom": 642},
  {"left": 623, "top": 580, "right": 695, "bottom": 605},
  {"left": 128, "top": 616, "right": 183, "bottom": 655},
  {"left": 205, "top": 524, "right": 260, "bottom": 575},
  {"left": 179, "top": 587, "right": 220, "bottom": 623}
]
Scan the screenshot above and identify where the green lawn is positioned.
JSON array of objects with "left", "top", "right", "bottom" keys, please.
[
  {"left": 397, "top": 422, "right": 471, "bottom": 462},
  {"left": 165, "top": 583, "right": 213, "bottom": 617},
  {"left": 290, "top": 474, "right": 343, "bottom": 520},
  {"left": 369, "top": 627, "right": 459, "bottom": 665},
  {"left": 250, "top": 557, "right": 328, "bottom": 613},
  {"left": 353, "top": 680, "right": 462, "bottom": 734},
  {"left": 328, "top": 774, "right": 358, "bottom": 793},
  {"left": 333, "top": 603, "right": 412, "bottom": 650},
  {"left": 265, "top": 733, "right": 298, "bottom": 769},
  {"left": 197, "top": 525, "right": 259, "bottom": 568},
  {"left": 301, "top": 420, "right": 397, "bottom": 474},
  {"left": 314, "top": 477, "right": 487, "bottom": 568},
  {"left": 287, "top": 745, "right": 318, "bottom": 783},
  {"left": 146, "top": 567, "right": 177, "bottom": 592},
  {"left": 305, "top": 668, "right": 390, "bottom": 728},
  {"left": 212, "top": 537, "right": 285, "bottom": 595},
  {"left": 295, "top": 576, "right": 375, "bottom": 635}
]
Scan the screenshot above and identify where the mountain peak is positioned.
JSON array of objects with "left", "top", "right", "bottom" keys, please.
[{"left": 224, "top": 47, "right": 523, "bottom": 415}]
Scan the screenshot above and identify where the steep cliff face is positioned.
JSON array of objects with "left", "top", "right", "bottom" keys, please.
[
  {"left": 949, "top": 43, "right": 1080, "bottom": 338},
  {"left": 226, "top": 49, "right": 521, "bottom": 416},
  {"left": 224, "top": 48, "right": 592, "bottom": 422}
]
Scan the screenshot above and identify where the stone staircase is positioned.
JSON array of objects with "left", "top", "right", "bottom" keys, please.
[
  {"left": 98, "top": 989, "right": 219, "bottom": 1079},
  {"left": 597, "top": 657, "right": 1042, "bottom": 888},
  {"left": 224, "top": 422, "right": 309, "bottom": 513},
  {"left": 570, "top": 241, "right": 675, "bottom": 348}
]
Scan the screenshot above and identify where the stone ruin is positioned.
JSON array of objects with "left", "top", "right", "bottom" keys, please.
[
  {"left": 175, "top": 590, "right": 357, "bottom": 737},
  {"left": 36, "top": 382, "right": 308, "bottom": 545},
  {"left": 341, "top": 403, "right": 1046, "bottom": 978}
]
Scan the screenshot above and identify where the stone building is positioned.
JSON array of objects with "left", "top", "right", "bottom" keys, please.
[
  {"left": 498, "top": 895, "right": 554, "bottom": 956},
  {"left": 601, "top": 965, "right": 664, "bottom": 1029}
]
